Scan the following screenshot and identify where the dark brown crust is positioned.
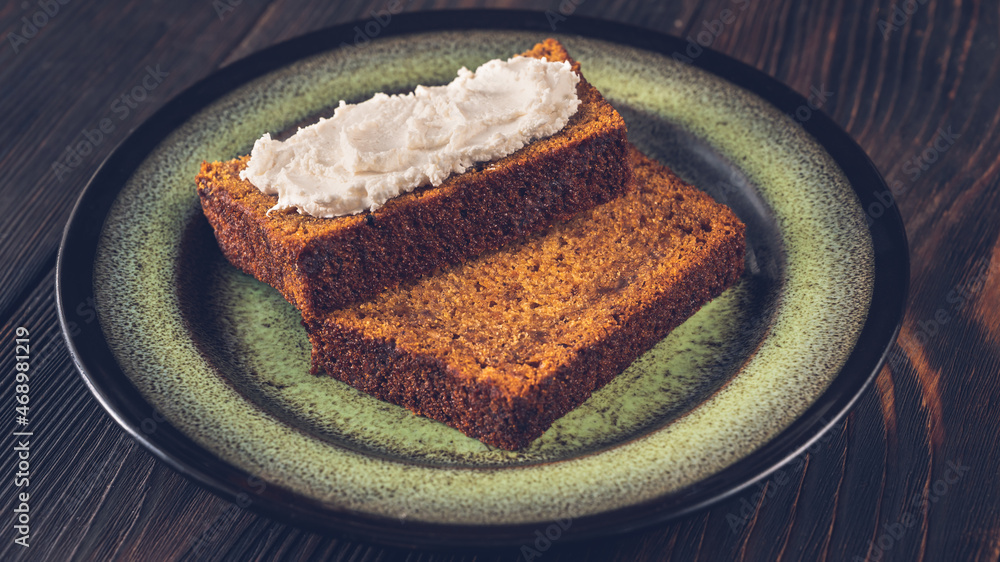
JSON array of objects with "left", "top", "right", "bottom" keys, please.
[
  {"left": 305, "top": 149, "right": 747, "bottom": 450},
  {"left": 196, "top": 39, "right": 632, "bottom": 317}
]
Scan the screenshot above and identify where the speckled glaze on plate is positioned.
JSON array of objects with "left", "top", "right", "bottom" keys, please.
[{"left": 57, "top": 11, "right": 908, "bottom": 546}]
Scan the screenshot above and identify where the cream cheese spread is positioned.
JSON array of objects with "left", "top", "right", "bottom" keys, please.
[{"left": 239, "top": 55, "right": 581, "bottom": 218}]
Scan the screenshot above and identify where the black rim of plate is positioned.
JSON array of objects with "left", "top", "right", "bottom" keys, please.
[{"left": 57, "top": 9, "right": 909, "bottom": 549}]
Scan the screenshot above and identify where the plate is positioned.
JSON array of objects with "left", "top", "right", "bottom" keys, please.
[{"left": 57, "top": 10, "right": 908, "bottom": 547}]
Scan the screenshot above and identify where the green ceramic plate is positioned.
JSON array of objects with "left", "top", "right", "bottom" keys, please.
[{"left": 57, "top": 11, "right": 908, "bottom": 547}]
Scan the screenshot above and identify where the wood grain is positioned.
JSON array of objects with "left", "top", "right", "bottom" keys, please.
[{"left": 2, "top": 0, "right": 999, "bottom": 560}]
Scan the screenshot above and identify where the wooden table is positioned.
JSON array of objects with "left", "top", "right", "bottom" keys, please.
[{"left": 2, "top": 1, "right": 997, "bottom": 560}]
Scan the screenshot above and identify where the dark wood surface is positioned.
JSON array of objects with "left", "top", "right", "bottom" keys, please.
[{"left": 2, "top": 0, "right": 998, "bottom": 560}]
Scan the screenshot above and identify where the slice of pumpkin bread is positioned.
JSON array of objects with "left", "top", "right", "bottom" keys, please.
[
  {"left": 196, "top": 39, "right": 631, "bottom": 317},
  {"left": 304, "top": 147, "right": 746, "bottom": 450}
]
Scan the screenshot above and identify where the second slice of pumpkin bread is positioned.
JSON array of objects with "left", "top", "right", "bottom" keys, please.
[{"left": 304, "top": 147, "right": 746, "bottom": 450}]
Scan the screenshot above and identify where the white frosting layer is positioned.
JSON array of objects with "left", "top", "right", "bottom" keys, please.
[{"left": 239, "top": 56, "right": 581, "bottom": 218}]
